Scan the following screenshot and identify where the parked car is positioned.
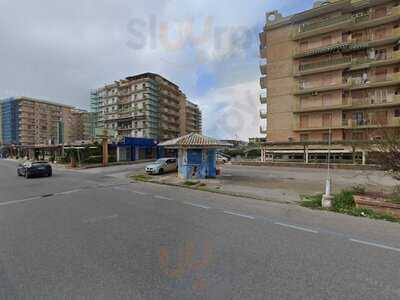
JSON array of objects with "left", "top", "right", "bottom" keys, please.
[
  {"left": 17, "top": 161, "right": 52, "bottom": 179},
  {"left": 217, "top": 153, "right": 230, "bottom": 163},
  {"left": 145, "top": 158, "right": 177, "bottom": 175}
]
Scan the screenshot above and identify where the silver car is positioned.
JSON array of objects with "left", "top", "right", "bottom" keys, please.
[{"left": 145, "top": 158, "right": 178, "bottom": 175}]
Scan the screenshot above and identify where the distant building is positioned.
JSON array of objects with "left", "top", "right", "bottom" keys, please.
[
  {"left": 184, "top": 101, "right": 202, "bottom": 134},
  {"left": 249, "top": 137, "right": 267, "bottom": 145},
  {"left": 0, "top": 97, "right": 90, "bottom": 146},
  {"left": 91, "top": 73, "right": 202, "bottom": 141},
  {"left": 220, "top": 139, "right": 248, "bottom": 148}
]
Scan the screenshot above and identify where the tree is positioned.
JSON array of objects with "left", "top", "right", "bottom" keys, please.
[{"left": 374, "top": 128, "right": 400, "bottom": 180}]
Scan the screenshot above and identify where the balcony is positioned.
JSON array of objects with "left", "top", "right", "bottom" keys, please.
[
  {"left": 343, "top": 94, "right": 400, "bottom": 110},
  {"left": 260, "top": 76, "right": 267, "bottom": 89},
  {"left": 342, "top": 118, "right": 384, "bottom": 129},
  {"left": 296, "top": 56, "right": 351, "bottom": 76},
  {"left": 293, "top": 100, "right": 350, "bottom": 113},
  {"left": 348, "top": 72, "right": 400, "bottom": 90},
  {"left": 294, "top": 81, "right": 350, "bottom": 95},
  {"left": 353, "top": 6, "right": 400, "bottom": 30},
  {"left": 260, "top": 94, "right": 267, "bottom": 104},
  {"left": 260, "top": 58, "right": 267, "bottom": 75},
  {"left": 293, "top": 14, "right": 351, "bottom": 40},
  {"left": 293, "top": 41, "right": 353, "bottom": 59},
  {"left": 260, "top": 109, "right": 267, "bottom": 119},
  {"left": 260, "top": 126, "right": 267, "bottom": 134}
]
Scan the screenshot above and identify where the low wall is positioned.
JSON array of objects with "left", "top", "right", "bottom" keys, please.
[
  {"left": 355, "top": 196, "right": 400, "bottom": 218},
  {"left": 231, "top": 161, "right": 381, "bottom": 171}
]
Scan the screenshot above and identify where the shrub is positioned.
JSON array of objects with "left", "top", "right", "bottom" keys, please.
[
  {"left": 301, "top": 194, "right": 322, "bottom": 209},
  {"left": 184, "top": 181, "right": 199, "bottom": 186},
  {"left": 350, "top": 184, "right": 366, "bottom": 195},
  {"left": 333, "top": 190, "right": 355, "bottom": 211}
]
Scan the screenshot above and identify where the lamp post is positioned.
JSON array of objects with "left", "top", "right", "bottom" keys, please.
[{"left": 322, "top": 127, "right": 334, "bottom": 208}]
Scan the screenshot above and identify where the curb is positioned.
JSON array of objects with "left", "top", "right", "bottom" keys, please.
[{"left": 130, "top": 177, "right": 296, "bottom": 206}]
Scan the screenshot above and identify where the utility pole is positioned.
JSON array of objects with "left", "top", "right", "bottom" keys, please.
[
  {"left": 102, "top": 129, "right": 109, "bottom": 167},
  {"left": 322, "top": 127, "right": 334, "bottom": 208}
]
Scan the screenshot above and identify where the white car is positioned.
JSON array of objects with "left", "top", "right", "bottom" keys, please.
[{"left": 145, "top": 158, "right": 178, "bottom": 175}]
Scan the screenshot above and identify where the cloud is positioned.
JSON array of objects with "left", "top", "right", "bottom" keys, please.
[
  {"left": 197, "top": 80, "right": 261, "bottom": 140},
  {"left": 0, "top": 0, "right": 314, "bottom": 138}
]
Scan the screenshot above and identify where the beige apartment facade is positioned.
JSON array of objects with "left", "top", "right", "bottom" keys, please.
[
  {"left": 94, "top": 73, "right": 202, "bottom": 141},
  {"left": 1, "top": 97, "right": 90, "bottom": 146},
  {"left": 260, "top": 0, "right": 400, "bottom": 163},
  {"left": 184, "top": 101, "right": 202, "bottom": 134}
]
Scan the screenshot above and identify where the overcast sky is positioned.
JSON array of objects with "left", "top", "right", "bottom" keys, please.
[{"left": 0, "top": 0, "right": 313, "bottom": 140}]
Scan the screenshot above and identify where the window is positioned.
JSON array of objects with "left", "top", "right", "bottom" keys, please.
[
  {"left": 373, "top": 7, "right": 387, "bottom": 19},
  {"left": 322, "top": 94, "right": 334, "bottom": 107},
  {"left": 322, "top": 35, "right": 332, "bottom": 46},
  {"left": 300, "top": 134, "right": 309, "bottom": 142},
  {"left": 300, "top": 41, "right": 308, "bottom": 52},
  {"left": 323, "top": 133, "right": 331, "bottom": 142},
  {"left": 322, "top": 112, "right": 333, "bottom": 127},
  {"left": 300, "top": 115, "right": 309, "bottom": 128},
  {"left": 352, "top": 112, "right": 365, "bottom": 125},
  {"left": 395, "top": 109, "right": 400, "bottom": 117},
  {"left": 352, "top": 131, "right": 364, "bottom": 141}
]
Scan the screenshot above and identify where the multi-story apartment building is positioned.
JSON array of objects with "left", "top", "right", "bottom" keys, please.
[
  {"left": 92, "top": 73, "right": 201, "bottom": 141},
  {"left": 259, "top": 0, "right": 400, "bottom": 163},
  {"left": 0, "top": 97, "right": 90, "bottom": 146},
  {"left": 184, "top": 101, "right": 202, "bottom": 134}
]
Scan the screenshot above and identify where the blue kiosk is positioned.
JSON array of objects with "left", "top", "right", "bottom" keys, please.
[{"left": 159, "top": 133, "right": 229, "bottom": 179}]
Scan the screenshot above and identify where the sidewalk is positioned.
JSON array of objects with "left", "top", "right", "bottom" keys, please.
[{"left": 131, "top": 172, "right": 300, "bottom": 204}]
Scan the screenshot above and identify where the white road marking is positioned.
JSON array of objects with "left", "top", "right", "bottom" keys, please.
[
  {"left": 223, "top": 211, "right": 255, "bottom": 220},
  {"left": 184, "top": 202, "right": 211, "bottom": 209},
  {"left": 131, "top": 190, "right": 148, "bottom": 196},
  {"left": 0, "top": 197, "right": 41, "bottom": 207},
  {"left": 56, "top": 189, "right": 83, "bottom": 195},
  {"left": 154, "top": 195, "right": 174, "bottom": 201},
  {"left": 84, "top": 214, "right": 119, "bottom": 224},
  {"left": 275, "top": 222, "right": 318, "bottom": 234},
  {"left": 113, "top": 187, "right": 148, "bottom": 195},
  {"left": 350, "top": 239, "right": 400, "bottom": 253}
]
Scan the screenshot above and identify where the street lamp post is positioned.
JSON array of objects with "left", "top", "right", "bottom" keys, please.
[{"left": 322, "top": 128, "right": 334, "bottom": 208}]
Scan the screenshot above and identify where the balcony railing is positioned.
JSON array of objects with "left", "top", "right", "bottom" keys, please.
[
  {"left": 347, "top": 72, "right": 400, "bottom": 87},
  {"left": 354, "top": 6, "right": 400, "bottom": 24},
  {"left": 299, "top": 56, "right": 351, "bottom": 72},
  {"left": 342, "top": 119, "right": 388, "bottom": 128},
  {"left": 260, "top": 126, "right": 267, "bottom": 134},
  {"left": 343, "top": 95, "right": 400, "bottom": 108},
  {"left": 260, "top": 110, "right": 267, "bottom": 119},
  {"left": 260, "top": 95, "right": 267, "bottom": 104},
  {"left": 297, "top": 14, "right": 349, "bottom": 34}
]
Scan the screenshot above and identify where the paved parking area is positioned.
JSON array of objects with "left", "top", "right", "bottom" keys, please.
[{"left": 218, "top": 164, "right": 398, "bottom": 202}]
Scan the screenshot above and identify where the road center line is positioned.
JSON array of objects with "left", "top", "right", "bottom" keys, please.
[
  {"left": 349, "top": 239, "right": 400, "bottom": 253},
  {"left": 184, "top": 202, "right": 211, "bottom": 209},
  {"left": 84, "top": 214, "right": 119, "bottom": 224},
  {"left": 275, "top": 222, "right": 319, "bottom": 234},
  {"left": 0, "top": 197, "right": 42, "bottom": 207},
  {"left": 223, "top": 211, "right": 255, "bottom": 220},
  {"left": 154, "top": 195, "right": 174, "bottom": 201},
  {"left": 113, "top": 187, "right": 148, "bottom": 195},
  {"left": 56, "top": 189, "right": 83, "bottom": 195},
  {"left": 131, "top": 190, "right": 148, "bottom": 196}
]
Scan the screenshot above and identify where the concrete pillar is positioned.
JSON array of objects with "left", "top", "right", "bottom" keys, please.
[
  {"left": 362, "top": 151, "right": 367, "bottom": 165},
  {"left": 304, "top": 146, "right": 309, "bottom": 164},
  {"left": 352, "top": 146, "right": 356, "bottom": 164},
  {"left": 117, "top": 147, "right": 121, "bottom": 162}
]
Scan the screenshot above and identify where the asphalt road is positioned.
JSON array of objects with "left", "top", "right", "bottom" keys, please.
[{"left": 0, "top": 159, "right": 400, "bottom": 299}]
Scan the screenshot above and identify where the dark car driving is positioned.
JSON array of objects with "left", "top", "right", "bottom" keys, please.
[{"left": 17, "top": 161, "right": 53, "bottom": 179}]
